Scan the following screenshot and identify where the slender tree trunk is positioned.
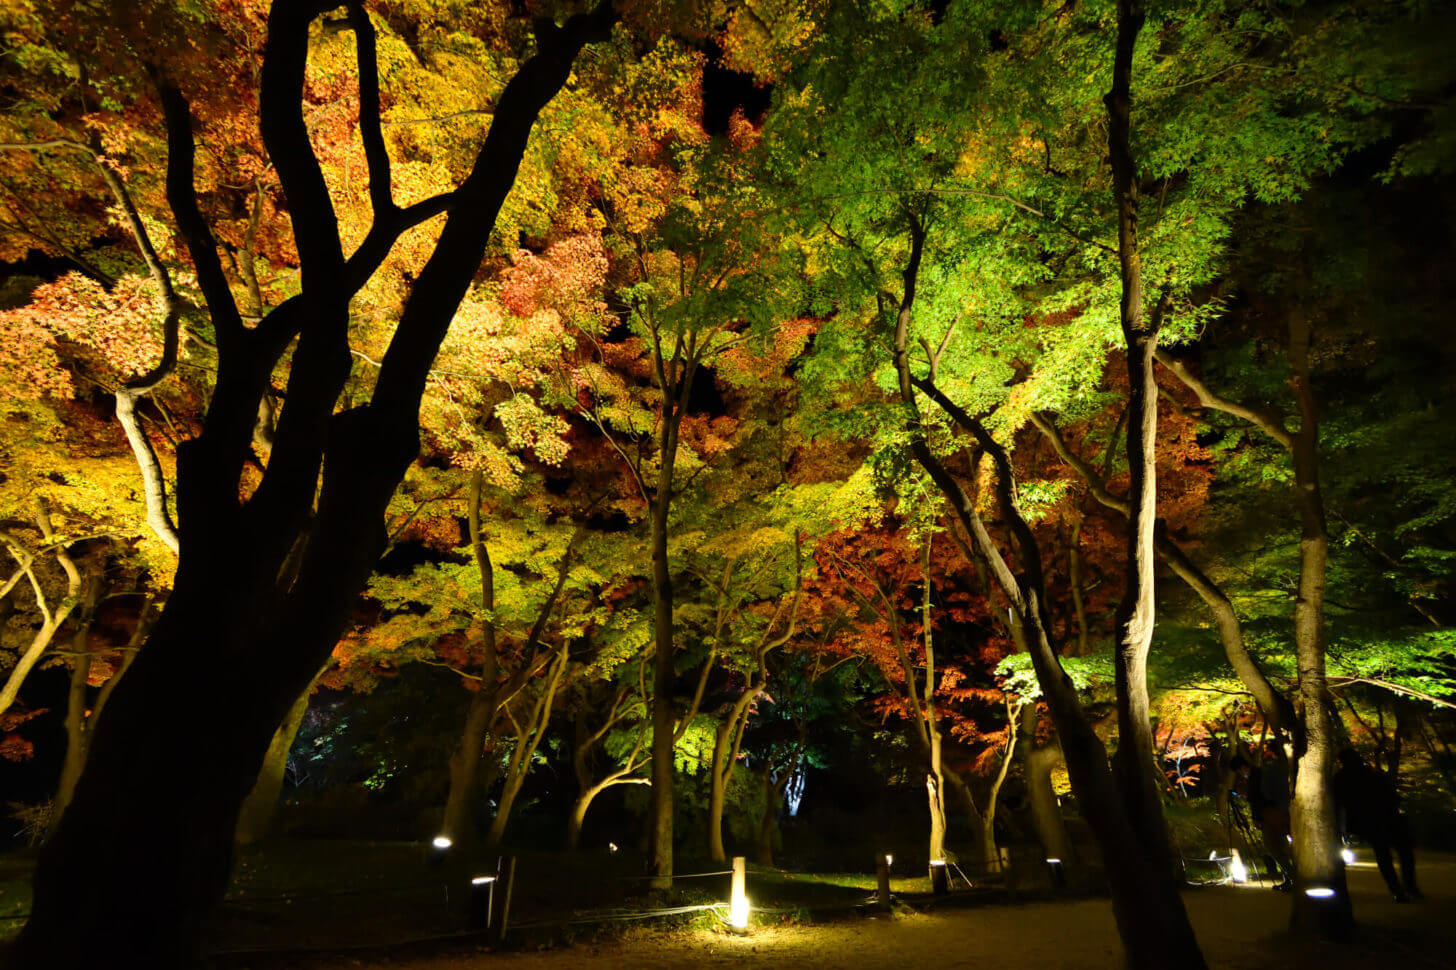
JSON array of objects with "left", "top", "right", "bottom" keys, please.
[
  {"left": 648, "top": 501, "right": 676, "bottom": 887},
  {"left": 1106, "top": 12, "right": 1176, "bottom": 892},
  {"left": 1285, "top": 304, "right": 1353, "bottom": 938},
  {"left": 52, "top": 595, "right": 97, "bottom": 829},
  {"left": 235, "top": 682, "right": 312, "bottom": 844},
  {"left": 1068, "top": 519, "right": 1091, "bottom": 655},
  {"left": 566, "top": 781, "right": 608, "bottom": 851},
  {"left": 487, "top": 742, "right": 532, "bottom": 850},
  {"left": 1016, "top": 704, "right": 1072, "bottom": 867},
  {"left": 708, "top": 719, "right": 733, "bottom": 863},
  {"left": 755, "top": 765, "right": 781, "bottom": 867},
  {"left": 486, "top": 648, "right": 568, "bottom": 849},
  {"left": 440, "top": 688, "right": 496, "bottom": 847},
  {"left": 52, "top": 597, "right": 147, "bottom": 833}
]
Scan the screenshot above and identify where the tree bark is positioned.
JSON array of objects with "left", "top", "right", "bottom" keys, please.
[
  {"left": 441, "top": 689, "right": 497, "bottom": 848},
  {"left": 13, "top": 6, "right": 616, "bottom": 964},
  {"left": 1285, "top": 304, "right": 1353, "bottom": 938},
  {"left": 235, "top": 681, "right": 312, "bottom": 845},
  {"left": 1021, "top": 703, "right": 1073, "bottom": 867},
  {"left": 485, "top": 646, "right": 569, "bottom": 849},
  {"left": 1105, "top": 0, "right": 1180, "bottom": 892},
  {"left": 1031, "top": 413, "right": 1295, "bottom": 735},
  {"left": 51, "top": 577, "right": 102, "bottom": 830}
]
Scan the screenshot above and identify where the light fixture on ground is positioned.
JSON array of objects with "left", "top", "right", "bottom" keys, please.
[
  {"left": 729, "top": 856, "right": 750, "bottom": 932},
  {"left": 1228, "top": 849, "right": 1248, "bottom": 884},
  {"left": 427, "top": 834, "right": 452, "bottom": 869},
  {"left": 1305, "top": 887, "right": 1337, "bottom": 899},
  {"left": 1340, "top": 847, "right": 1355, "bottom": 865},
  {"left": 929, "top": 858, "right": 949, "bottom": 896},
  {"left": 468, "top": 875, "right": 496, "bottom": 931}
]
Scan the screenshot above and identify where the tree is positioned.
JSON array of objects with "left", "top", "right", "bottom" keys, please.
[{"left": 12, "top": 2, "right": 621, "bottom": 962}]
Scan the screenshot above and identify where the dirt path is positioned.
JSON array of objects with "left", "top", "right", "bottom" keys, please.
[{"left": 251, "top": 858, "right": 1456, "bottom": 970}]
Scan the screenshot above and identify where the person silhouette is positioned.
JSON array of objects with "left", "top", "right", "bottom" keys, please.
[{"left": 1332, "top": 748, "right": 1422, "bottom": 902}]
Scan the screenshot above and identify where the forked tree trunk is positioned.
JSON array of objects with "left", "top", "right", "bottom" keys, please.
[
  {"left": 235, "top": 682, "right": 313, "bottom": 845},
  {"left": 13, "top": 8, "right": 614, "bottom": 963},
  {"left": 1285, "top": 304, "right": 1353, "bottom": 938},
  {"left": 485, "top": 648, "right": 568, "bottom": 849}
]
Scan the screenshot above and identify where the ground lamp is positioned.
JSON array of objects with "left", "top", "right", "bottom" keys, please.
[
  {"left": 1228, "top": 849, "right": 1248, "bottom": 884},
  {"left": 929, "top": 859, "right": 949, "bottom": 896},
  {"left": 729, "top": 856, "right": 750, "bottom": 931},
  {"left": 428, "top": 834, "right": 452, "bottom": 868},
  {"left": 468, "top": 875, "right": 496, "bottom": 931}
]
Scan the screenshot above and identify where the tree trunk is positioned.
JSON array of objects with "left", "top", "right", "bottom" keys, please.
[
  {"left": 708, "top": 719, "right": 732, "bottom": 863},
  {"left": 566, "top": 781, "right": 606, "bottom": 851},
  {"left": 235, "top": 682, "right": 312, "bottom": 845},
  {"left": 52, "top": 637, "right": 93, "bottom": 830},
  {"left": 440, "top": 688, "right": 496, "bottom": 847},
  {"left": 927, "top": 730, "right": 948, "bottom": 870},
  {"left": 648, "top": 449, "right": 678, "bottom": 887},
  {"left": 13, "top": 8, "right": 613, "bottom": 961},
  {"left": 1285, "top": 304, "right": 1353, "bottom": 939},
  {"left": 755, "top": 765, "right": 778, "bottom": 867},
  {"left": 53, "top": 596, "right": 146, "bottom": 833},
  {"left": 486, "top": 752, "right": 530, "bottom": 850}
]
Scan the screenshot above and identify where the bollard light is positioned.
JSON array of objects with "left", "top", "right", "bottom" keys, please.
[
  {"left": 1340, "top": 847, "right": 1355, "bottom": 865},
  {"left": 468, "top": 874, "right": 496, "bottom": 931},
  {"left": 885, "top": 854, "right": 893, "bottom": 866},
  {"left": 1229, "top": 849, "right": 1248, "bottom": 884},
  {"left": 729, "top": 889, "right": 750, "bottom": 929},
  {"left": 729, "top": 856, "right": 750, "bottom": 930}
]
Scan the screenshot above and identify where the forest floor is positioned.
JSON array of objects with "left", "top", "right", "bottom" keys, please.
[{"left": 219, "top": 852, "right": 1456, "bottom": 970}]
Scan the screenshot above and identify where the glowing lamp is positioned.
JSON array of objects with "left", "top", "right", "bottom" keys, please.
[
  {"left": 929, "top": 859, "right": 947, "bottom": 867},
  {"left": 1046, "top": 858, "right": 1061, "bottom": 865},
  {"left": 885, "top": 854, "right": 893, "bottom": 866},
  {"left": 729, "top": 890, "right": 750, "bottom": 929},
  {"left": 1229, "top": 849, "right": 1248, "bottom": 884},
  {"left": 432, "top": 835, "right": 453, "bottom": 850},
  {"left": 1340, "top": 847, "right": 1355, "bottom": 865},
  {"left": 1208, "top": 850, "right": 1218, "bottom": 861},
  {"left": 729, "top": 856, "right": 750, "bottom": 931},
  {"left": 608, "top": 841, "right": 619, "bottom": 853},
  {"left": 1305, "top": 887, "right": 1336, "bottom": 899},
  {"left": 471, "top": 875, "right": 496, "bottom": 885}
]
